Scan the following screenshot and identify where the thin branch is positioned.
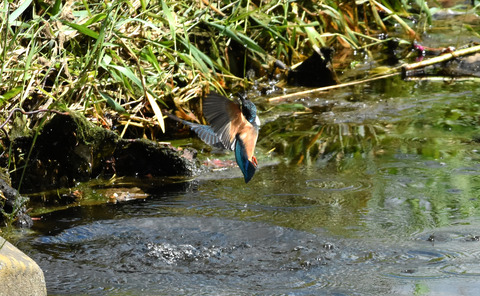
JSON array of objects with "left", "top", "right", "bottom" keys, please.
[
  {"left": 267, "top": 72, "right": 400, "bottom": 103},
  {"left": 202, "top": 0, "right": 226, "bottom": 17},
  {"left": 403, "top": 45, "right": 480, "bottom": 71}
]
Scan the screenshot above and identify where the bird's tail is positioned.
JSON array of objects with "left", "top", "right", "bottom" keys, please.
[{"left": 165, "top": 112, "right": 225, "bottom": 148}]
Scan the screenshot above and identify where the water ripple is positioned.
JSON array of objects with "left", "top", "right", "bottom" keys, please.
[
  {"left": 305, "top": 178, "right": 370, "bottom": 192},
  {"left": 442, "top": 263, "right": 480, "bottom": 276}
]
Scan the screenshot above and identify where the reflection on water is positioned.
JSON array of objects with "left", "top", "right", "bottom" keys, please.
[{"left": 12, "top": 78, "right": 480, "bottom": 295}]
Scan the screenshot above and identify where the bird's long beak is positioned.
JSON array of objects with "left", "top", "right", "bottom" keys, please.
[{"left": 251, "top": 156, "right": 258, "bottom": 167}]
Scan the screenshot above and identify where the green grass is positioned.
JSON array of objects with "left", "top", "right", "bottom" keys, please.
[{"left": 0, "top": 0, "right": 431, "bottom": 139}]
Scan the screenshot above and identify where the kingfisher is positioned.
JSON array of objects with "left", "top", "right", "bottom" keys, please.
[{"left": 169, "top": 91, "right": 260, "bottom": 183}]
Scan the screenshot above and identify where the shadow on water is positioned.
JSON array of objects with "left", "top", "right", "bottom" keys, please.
[{"left": 12, "top": 76, "right": 480, "bottom": 295}]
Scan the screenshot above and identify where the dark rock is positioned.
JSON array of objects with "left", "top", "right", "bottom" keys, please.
[
  {"left": 114, "top": 139, "right": 198, "bottom": 177},
  {"left": 7, "top": 113, "right": 199, "bottom": 193},
  {"left": 443, "top": 53, "right": 480, "bottom": 77},
  {"left": 0, "top": 177, "right": 31, "bottom": 227},
  {"left": 9, "top": 113, "right": 118, "bottom": 192},
  {"left": 287, "top": 47, "right": 338, "bottom": 87}
]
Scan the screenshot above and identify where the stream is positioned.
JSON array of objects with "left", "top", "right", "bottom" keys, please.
[
  {"left": 1, "top": 0, "right": 480, "bottom": 295},
  {"left": 9, "top": 74, "right": 480, "bottom": 295}
]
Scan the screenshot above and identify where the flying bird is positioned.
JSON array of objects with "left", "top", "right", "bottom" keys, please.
[{"left": 169, "top": 92, "right": 260, "bottom": 183}]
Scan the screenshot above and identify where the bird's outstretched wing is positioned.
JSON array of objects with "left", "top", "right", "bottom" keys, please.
[
  {"left": 188, "top": 124, "right": 225, "bottom": 148},
  {"left": 202, "top": 92, "right": 243, "bottom": 151},
  {"left": 166, "top": 113, "right": 225, "bottom": 148}
]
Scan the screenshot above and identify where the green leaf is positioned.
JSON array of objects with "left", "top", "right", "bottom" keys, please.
[
  {"left": 83, "top": 13, "right": 107, "bottom": 26},
  {"left": 108, "top": 64, "right": 143, "bottom": 89},
  {"left": 50, "top": 0, "right": 62, "bottom": 16},
  {"left": 62, "top": 20, "right": 99, "bottom": 39},
  {"left": 250, "top": 15, "right": 289, "bottom": 44},
  {"left": 414, "top": 0, "right": 431, "bottom": 25},
  {"left": 0, "top": 87, "right": 23, "bottom": 105},
  {"left": 162, "top": 0, "right": 177, "bottom": 42},
  {"left": 98, "top": 91, "right": 127, "bottom": 113},
  {"left": 464, "top": 24, "right": 480, "bottom": 39},
  {"left": 206, "top": 21, "right": 243, "bottom": 45},
  {"left": 237, "top": 32, "right": 266, "bottom": 55},
  {"left": 177, "top": 37, "right": 213, "bottom": 74},
  {"left": 8, "top": 0, "right": 33, "bottom": 23},
  {"left": 142, "top": 46, "right": 162, "bottom": 73},
  {"left": 205, "top": 21, "right": 265, "bottom": 55}
]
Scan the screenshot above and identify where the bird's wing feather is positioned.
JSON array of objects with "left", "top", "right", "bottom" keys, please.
[
  {"left": 203, "top": 92, "right": 242, "bottom": 150},
  {"left": 189, "top": 124, "right": 225, "bottom": 148},
  {"left": 166, "top": 112, "right": 225, "bottom": 148}
]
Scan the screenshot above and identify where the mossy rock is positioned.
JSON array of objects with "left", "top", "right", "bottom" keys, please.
[{"left": 8, "top": 113, "right": 198, "bottom": 193}]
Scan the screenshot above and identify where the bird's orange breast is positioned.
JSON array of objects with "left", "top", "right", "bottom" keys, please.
[{"left": 236, "top": 122, "right": 258, "bottom": 162}]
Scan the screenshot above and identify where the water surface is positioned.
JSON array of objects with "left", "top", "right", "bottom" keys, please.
[{"left": 11, "top": 76, "right": 480, "bottom": 295}]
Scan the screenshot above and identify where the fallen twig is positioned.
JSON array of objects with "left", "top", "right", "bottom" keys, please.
[
  {"left": 269, "top": 44, "right": 480, "bottom": 103},
  {"left": 202, "top": 0, "right": 226, "bottom": 17},
  {"left": 403, "top": 76, "right": 480, "bottom": 82},
  {"left": 403, "top": 45, "right": 480, "bottom": 71},
  {"left": 268, "top": 72, "right": 399, "bottom": 103}
]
